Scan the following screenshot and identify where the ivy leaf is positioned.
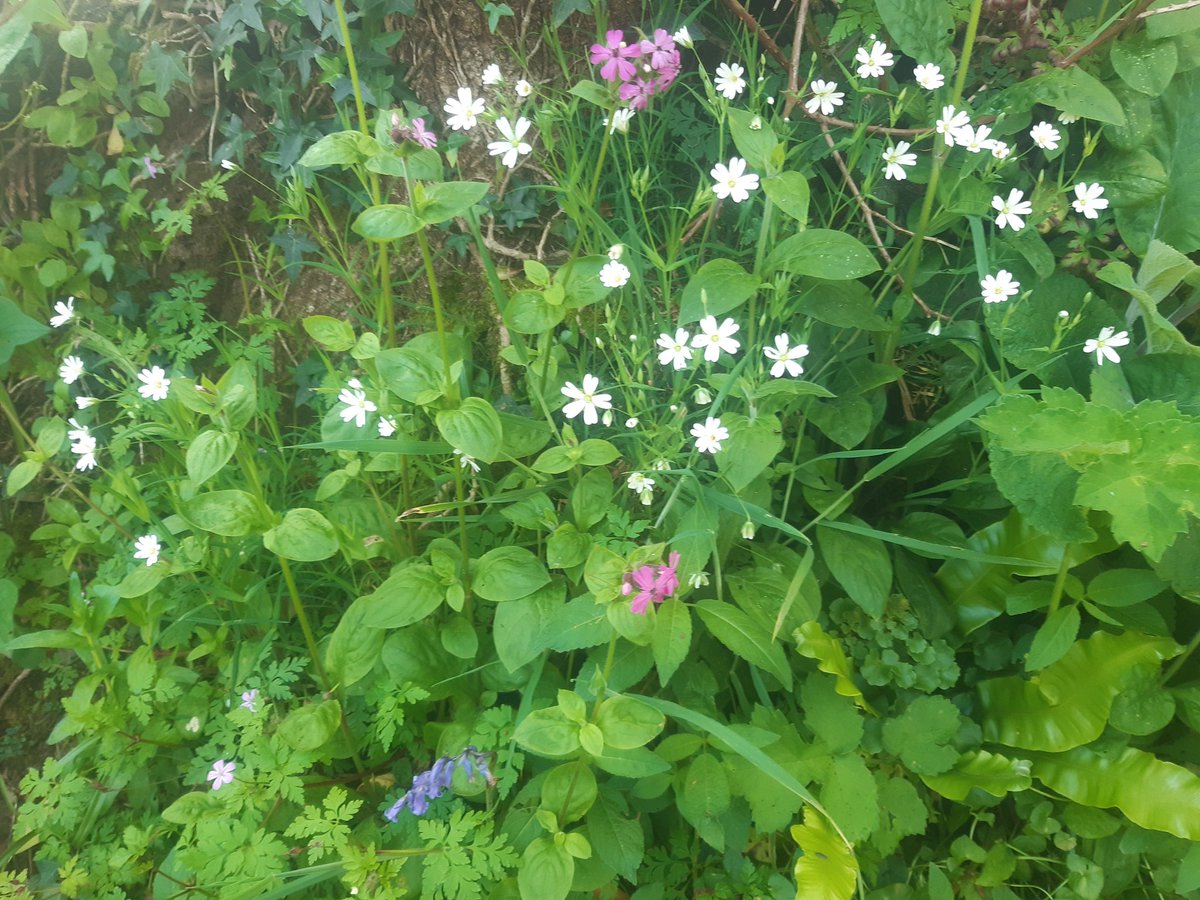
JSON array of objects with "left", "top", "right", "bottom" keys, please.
[{"left": 881, "top": 696, "right": 961, "bottom": 776}]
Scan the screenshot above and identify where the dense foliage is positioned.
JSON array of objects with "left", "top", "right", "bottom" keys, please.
[{"left": 2, "top": 0, "right": 1200, "bottom": 897}]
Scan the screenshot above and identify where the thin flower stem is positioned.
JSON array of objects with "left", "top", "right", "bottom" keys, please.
[
  {"left": 1046, "top": 545, "right": 1073, "bottom": 617},
  {"left": 1161, "top": 627, "right": 1200, "bottom": 685},
  {"left": 332, "top": 0, "right": 369, "bottom": 135}
]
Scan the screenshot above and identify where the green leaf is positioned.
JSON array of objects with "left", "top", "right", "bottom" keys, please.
[
  {"left": 493, "top": 581, "right": 562, "bottom": 671},
  {"left": 513, "top": 707, "right": 580, "bottom": 758},
  {"left": 263, "top": 508, "right": 339, "bottom": 561},
  {"left": 325, "top": 599, "right": 384, "bottom": 688},
  {"left": 547, "top": 523, "right": 591, "bottom": 569},
  {"left": 518, "top": 838, "right": 573, "bottom": 900},
  {"left": 419, "top": 181, "right": 489, "bottom": 225},
  {"left": 6, "top": 459, "right": 41, "bottom": 496},
  {"left": 436, "top": 398, "right": 503, "bottom": 463},
  {"left": 567, "top": 79, "right": 612, "bottom": 107},
  {"left": 570, "top": 467, "right": 613, "bottom": 531},
  {"left": 595, "top": 695, "right": 665, "bottom": 750},
  {"left": 652, "top": 599, "right": 691, "bottom": 686},
  {"left": 1025, "top": 605, "right": 1081, "bottom": 671},
  {"left": 1109, "top": 673, "right": 1176, "bottom": 735},
  {"left": 0, "top": 298, "right": 50, "bottom": 368},
  {"left": 473, "top": 546, "right": 550, "bottom": 602},
  {"left": 303, "top": 315, "right": 356, "bottom": 352},
  {"left": 299, "top": 130, "right": 382, "bottom": 169},
  {"left": 352, "top": 204, "right": 423, "bottom": 241},
  {"left": 587, "top": 794, "right": 643, "bottom": 882},
  {"left": 794, "top": 621, "right": 873, "bottom": 713},
  {"left": 792, "top": 809, "right": 859, "bottom": 900},
  {"left": 1032, "top": 745, "right": 1200, "bottom": 840},
  {"left": 796, "top": 279, "right": 890, "bottom": 330},
  {"left": 376, "top": 346, "right": 445, "bottom": 405},
  {"left": 820, "top": 754, "right": 879, "bottom": 842},
  {"left": 57, "top": 24, "right": 87, "bottom": 58},
  {"left": 882, "top": 696, "right": 961, "bottom": 776},
  {"left": 162, "top": 791, "right": 222, "bottom": 825},
  {"left": 1178, "top": 843, "right": 1200, "bottom": 895},
  {"left": 677, "top": 753, "right": 730, "bottom": 851},
  {"left": 761, "top": 172, "right": 810, "bottom": 225},
  {"left": 1088, "top": 568, "right": 1166, "bottom": 607},
  {"left": 678, "top": 259, "right": 760, "bottom": 325},
  {"left": 921, "top": 750, "right": 1033, "bottom": 801},
  {"left": 540, "top": 761, "right": 596, "bottom": 825},
  {"left": 715, "top": 413, "right": 783, "bottom": 492},
  {"left": 800, "top": 674, "right": 862, "bottom": 755},
  {"left": 278, "top": 700, "right": 342, "bottom": 752},
  {"left": 766, "top": 230, "right": 880, "bottom": 280},
  {"left": 726, "top": 106, "right": 777, "bottom": 173},
  {"left": 979, "top": 630, "right": 1178, "bottom": 751},
  {"left": 696, "top": 599, "right": 793, "bottom": 689},
  {"left": 1014, "top": 65, "right": 1126, "bottom": 126},
  {"left": 358, "top": 564, "right": 444, "bottom": 628},
  {"left": 504, "top": 289, "right": 566, "bottom": 334},
  {"left": 186, "top": 430, "right": 237, "bottom": 487},
  {"left": 1112, "top": 32, "right": 1178, "bottom": 95},
  {"left": 874, "top": 0, "right": 955, "bottom": 63},
  {"left": 181, "top": 490, "right": 266, "bottom": 537},
  {"left": 817, "top": 522, "right": 891, "bottom": 617}
]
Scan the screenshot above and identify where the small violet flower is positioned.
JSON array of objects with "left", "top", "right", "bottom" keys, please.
[
  {"left": 240, "top": 689, "right": 259, "bottom": 713},
  {"left": 206, "top": 759, "right": 236, "bottom": 791},
  {"left": 384, "top": 747, "right": 495, "bottom": 821}
]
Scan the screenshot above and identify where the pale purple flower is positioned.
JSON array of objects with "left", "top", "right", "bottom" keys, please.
[
  {"left": 206, "top": 759, "right": 236, "bottom": 791},
  {"left": 384, "top": 747, "right": 495, "bottom": 820},
  {"left": 240, "top": 689, "right": 259, "bottom": 713}
]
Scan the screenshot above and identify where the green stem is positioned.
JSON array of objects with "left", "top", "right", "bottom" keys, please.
[
  {"left": 1046, "top": 545, "right": 1073, "bottom": 616},
  {"left": 333, "top": 0, "right": 369, "bottom": 135},
  {"left": 415, "top": 229, "right": 456, "bottom": 403},
  {"left": 1161, "top": 627, "right": 1200, "bottom": 685}
]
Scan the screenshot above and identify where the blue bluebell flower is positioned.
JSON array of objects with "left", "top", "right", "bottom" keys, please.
[{"left": 384, "top": 747, "right": 495, "bottom": 821}]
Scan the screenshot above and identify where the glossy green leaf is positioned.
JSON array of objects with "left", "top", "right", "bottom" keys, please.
[
  {"left": 817, "top": 521, "right": 892, "bottom": 618},
  {"left": 375, "top": 346, "right": 445, "bottom": 405},
  {"left": 186, "top": 430, "right": 237, "bottom": 487},
  {"left": 792, "top": 809, "right": 858, "bottom": 900},
  {"left": 678, "top": 258, "right": 760, "bottom": 325},
  {"left": 518, "top": 838, "right": 573, "bottom": 900},
  {"left": 766, "top": 230, "right": 880, "bottom": 280},
  {"left": 540, "top": 762, "right": 597, "bottom": 825},
  {"left": 595, "top": 695, "right": 665, "bottom": 750},
  {"left": 727, "top": 106, "right": 777, "bottom": 173},
  {"left": 676, "top": 753, "right": 729, "bottom": 851},
  {"left": 761, "top": 172, "right": 810, "bottom": 225},
  {"left": 324, "top": 598, "right": 384, "bottom": 688},
  {"left": 182, "top": 490, "right": 266, "bottom": 537},
  {"left": 436, "top": 398, "right": 503, "bottom": 463},
  {"left": 794, "top": 621, "right": 872, "bottom": 713},
  {"left": 696, "top": 599, "right": 793, "bottom": 689},
  {"left": 303, "top": 315, "right": 356, "bottom": 352},
  {"left": 357, "top": 564, "right": 444, "bottom": 628},
  {"left": 278, "top": 700, "right": 341, "bottom": 752},
  {"left": 513, "top": 707, "right": 580, "bottom": 758},
  {"left": 0, "top": 298, "right": 50, "bottom": 367},
  {"left": 298, "top": 130, "right": 382, "bottom": 168},
  {"left": 419, "top": 180, "right": 488, "bottom": 225},
  {"left": 875, "top": 0, "right": 955, "bottom": 62},
  {"left": 1024, "top": 605, "right": 1081, "bottom": 671},
  {"left": 473, "top": 546, "right": 550, "bottom": 602},
  {"left": 505, "top": 289, "right": 566, "bottom": 334},
  {"left": 921, "top": 750, "right": 1033, "bottom": 801},
  {"left": 1112, "top": 32, "right": 1178, "bottom": 96},
  {"left": 1087, "top": 567, "right": 1166, "bottom": 607},
  {"left": 352, "top": 204, "right": 422, "bottom": 241},
  {"left": 587, "top": 794, "right": 643, "bottom": 882},
  {"left": 716, "top": 413, "right": 783, "bottom": 492},
  {"left": 652, "top": 599, "right": 692, "bottom": 686}
]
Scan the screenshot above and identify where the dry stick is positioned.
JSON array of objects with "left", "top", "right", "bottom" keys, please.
[
  {"left": 868, "top": 208, "right": 961, "bottom": 251},
  {"left": 819, "top": 123, "right": 944, "bottom": 320},
  {"left": 720, "top": 0, "right": 789, "bottom": 67},
  {"left": 677, "top": 204, "right": 716, "bottom": 248},
  {"left": 781, "top": 0, "right": 812, "bottom": 121},
  {"left": 1056, "top": 0, "right": 1158, "bottom": 67},
  {"left": 1141, "top": 0, "right": 1200, "bottom": 14}
]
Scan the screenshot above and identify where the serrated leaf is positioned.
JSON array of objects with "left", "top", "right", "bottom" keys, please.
[
  {"left": 882, "top": 696, "right": 960, "bottom": 776},
  {"left": 652, "top": 599, "right": 692, "bottom": 686},
  {"left": 677, "top": 753, "right": 729, "bottom": 851}
]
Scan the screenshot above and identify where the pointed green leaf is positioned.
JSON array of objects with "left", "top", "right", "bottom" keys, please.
[{"left": 696, "top": 599, "right": 793, "bottom": 689}]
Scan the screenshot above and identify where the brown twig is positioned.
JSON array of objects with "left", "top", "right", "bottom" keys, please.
[
  {"left": 677, "top": 204, "right": 716, "bottom": 248},
  {"left": 819, "top": 123, "right": 944, "bottom": 320},
  {"left": 868, "top": 208, "right": 960, "bottom": 250},
  {"left": 792, "top": 100, "right": 931, "bottom": 136},
  {"left": 1141, "top": 0, "right": 1200, "bottom": 14},
  {"left": 720, "top": 0, "right": 789, "bottom": 67},
  {"left": 781, "top": 0, "right": 812, "bottom": 121},
  {"left": 1056, "top": 0, "right": 1157, "bottom": 67}
]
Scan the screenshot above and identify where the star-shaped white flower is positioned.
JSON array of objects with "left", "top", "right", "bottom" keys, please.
[
  {"left": 672, "top": 26, "right": 693, "bottom": 48},
  {"left": 1071, "top": 182, "right": 1109, "bottom": 220},
  {"left": 515, "top": 79, "right": 532, "bottom": 98},
  {"left": 338, "top": 383, "right": 377, "bottom": 428},
  {"left": 763, "top": 333, "right": 809, "bottom": 377},
  {"left": 481, "top": 64, "right": 502, "bottom": 85},
  {"left": 710, "top": 156, "right": 759, "bottom": 203},
  {"left": 980, "top": 270, "right": 1020, "bottom": 303},
  {"left": 713, "top": 62, "right": 746, "bottom": 99},
  {"left": 600, "top": 260, "right": 631, "bottom": 288},
  {"left": 692, "top": 316, "right": 741, "bottom": 362},
  {"left": 691, "top": 416, "right": 729, "bottom": 454},
  {"left": 913, "top": 63, "right": 944, "bottom": 90},
  {"left": 1058, "top": 111, "right": 1080, "bottom": 124},
  {"left": 453, "top": 448, "right": 481, "bottom": 473},
  {"left": 855, "top": 40, "right": 894, "bottom": 79},
  {"left": 378, "top": 415, "right": 398, "bottom": 437},
  {"left": 488, "top": 116, "right": 532, "bottom": 168},
  {"left": 75, "top": 396, "right": 97, "bottom": 409},
  {"left": 444, "top": 87, "right": 485, "bottom": 131},
  {"left": 936, "top": 105, "right": 970, "bottom": 146},
  {"left": 991, "top": 141, "right": 1011, "bottom": 160},
  {"left": 804, "top": 79, "right": 844, "bottom": 116},
  {"left": 206, "top": 759, "right": 236, "bottom": 791},
  {"left": 1083, "top": 326, "right": 1130, "bottom": 365},
  {"left": 134, "top": 534, "right": 161, "bottom": 567},
  {"left": 954, "top": 124, "right": 995, "bottom": 154},
  {"left": 67, "top": 417, "right": 90, "bottom": 443},
  {"left": 992, "top": 188, "right": 1033, "bottom": 231},
  {"left": 657, "top": 329, "right": 693, "bottom": 370},
  {"left": 1029, "top": 121, "right": 1061, "bottom": 151},
  {"left": 137, "top": 366, "right": 171, "bottom": 401},
  {"left": 604, "top": 107, "right": 635, "bottom": 134},
  {"left": 59, "top": 355, "right": 85, "bottom": 385},
  {"left": 50, "top": 296, "right": 75, "bottom": 328},
  {"left": 72, "top": 434, "right": 98, "bottom": 471},
  {"left": 882, "top": 141, "right": 917, "bottom": 180},
  {"left": 627, "top": 472, "right": 655, "bottom": 493},
  {"left": 561, "top": 374, "right": 612, "bottom": 425}
]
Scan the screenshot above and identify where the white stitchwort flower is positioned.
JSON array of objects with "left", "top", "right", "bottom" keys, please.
[
  {"left": 993, "top": 188, "right": 1033, "bottom": 231},
  {"left": 713, "top": 62, "right": 746, "bottom": 99},
  {"left": 882, "top": 141, "right": 917, "bottom": 180},
  {"left": 691, "top": 416, "right": 729, "bottom": 454},
  {"left": 627, "top": 472, "right": 655, "bottom": 494},
  {"left": 955, "top": 123, "right": 995, "bottom": 154},
  {"left": 804, "top": 79, "right": 844, "bottom": 116},
  {"left": 453, "top": 449, "right": 481, "bottom": 473},
  {"left": 710, "top": 156, "right": 759, "bottom": 203},
  {"left": 763, "top": 333, "right": 810, "bottom": 377},
  {"left": 1029, "top": 121, "right": 1061, "bottom": 151},
  {"left": 338, "top": 383, "right": 377, "bottom": 428},
  {"left": 991, "top": 141, "right": 1012, "bottom": 160},
  {"left": 693, "top": 316, "right": 741, "bottom": 362},
  {"left": 59, "top": 355, "right": 85, "bottom": 385},
  {"left": 481, "top": 64, "right": 502, "bottom": 85},
  {"left": 240, "top": 689, "right": 259, "bottom": 713},
  {"left": 1083, "top": 326, "right": 1130, "bottom": 365},
  {"left": 206, "top": 759, "right": 236, "bottom": 791},
  {"left": 599, "top": 259, "right": 631, "bottom": 288},
  {"left": 134, "top": 534, "right": 161, "bottom": 567},
  {"left": 50, "top": 296, "right": 75, "bottom": 327},
  {"left": 913, "top": 63, "right": 944, "bottom": 90},
  {"left": 604, "top": 107, "right": 635, "bottom": 134},
  {"left": 67, "top": 417, "right": 90, "bottom": 443},
  {"left": 137, "top": 366, "right": 171, "bottom": 401},
  {"left": 855, "top": 40, "right": 894, "bottom": 78},
  {"left": 220, "top": 159, "right": 237, "bottom": 171},
  {"left": 185, "top": 716, "right": 201, "bottom": 733},
  {"left": 75, "top": 395, "right": 97, "bottom": 409},
  {"left": 515, "top": 78, "right": 532, "bottom": 97},
  {"left": 693, "top": 386, "right": 712, "bottom": 405},
  {"left": 608, "top": 244, "right": 624, "bottom": 261},
  {"left": 377, "top": 415, "right": 398, "bottom": 437},
  {"left": 443, "top": 87, "right": 485, "bottom": 130},
  {"left": 688, "top": 572, "right": 709, "bottom": 589},
  {"left": 980, "top": 270, "right": 1020, "bottom": 303},
  {"left": 1071, "top": 182, "right": 1109, "bottom": 220},
  {"left": 625, "top": 417, "right": 639, "bottom": 428},
  {"left": 561, "top": 374, "right": 612, "bottom": 425},
  {"left": 936, "top": 105, "right": 970, "bottom": 146},
  {"left": 72, "top": 434, "right": 98, "bottom": 471},
  {"left": 1058, "top": 111, "right": 1080, "bottom": 125},
  {"left": 657, "top": 329, "right": 693, "bottom": 370},
  {"left": 672, "top": 25, "right": 693, "bottom": 48},
  {"left": 488, "top": 116, "right": 533, "bottom": 168}
]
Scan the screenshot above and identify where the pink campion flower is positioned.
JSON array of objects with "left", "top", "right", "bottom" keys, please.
[
  {"left": 639, "top": 29, "right": 677, "bottom": 70},
  {"left": 618, "top": 77, "right": 658, "bottom": 109},
  {"left": 408, "top": 117, "right": 437, "bottom": 149},
  {"left": 655, "top": 551, "right": 681, "bottom": 597},
  {"left": 590, "top": 29, "right": 639, "bottom": 83},
  {"left": 654, "top": 50, "right": 682, "bottom": 90},
  {"left": 624, "top": 551, "right": 681, "bottom": 614}
]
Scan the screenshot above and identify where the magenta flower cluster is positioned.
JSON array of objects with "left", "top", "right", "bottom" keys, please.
[
  {"left": 622, "top": 551, "right": 681, "bottom": 614},
  {"left": 391, "top": 113, "right": 438, "bottom": 149},
  {"left": 589, "top": 28, "right": 681, "bottom": 110}
]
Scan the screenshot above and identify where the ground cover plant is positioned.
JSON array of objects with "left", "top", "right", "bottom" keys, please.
[{"left": 2, "top": 0, "right": 1200, "bottom": 897}]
